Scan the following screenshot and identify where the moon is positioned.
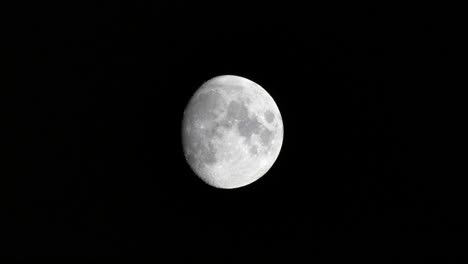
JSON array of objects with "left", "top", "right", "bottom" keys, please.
[{"left": 182, "top": 75, "right": 284, "bottom": 189}]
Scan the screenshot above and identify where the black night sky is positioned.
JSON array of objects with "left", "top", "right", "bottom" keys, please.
[{"left": 10, "top": 2, "right": 461, "bottom": 260}]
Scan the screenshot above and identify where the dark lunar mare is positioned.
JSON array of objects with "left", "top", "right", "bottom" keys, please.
[
  {"left": 264, "top": 110, "right": 275, "bottom": 123},
  {"left": 221, "top": 98, "right": 276, "bottom": 152},
  {"left": 260, "top": 129, "right": 274, "bottom": 146},
  {"left": 249, "top": 145, "right": 258, "bottom": 155}
]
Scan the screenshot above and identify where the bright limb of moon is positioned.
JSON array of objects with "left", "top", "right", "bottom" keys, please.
[{"left": 182, "top": 75, "right": 283, "bottom": 189}]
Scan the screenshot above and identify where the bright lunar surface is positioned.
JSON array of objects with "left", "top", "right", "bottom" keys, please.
[{"left": 182, "top": 75, "right": 284, "bottom": 189}]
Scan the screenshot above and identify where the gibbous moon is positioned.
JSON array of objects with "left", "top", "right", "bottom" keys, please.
[{"left": 182, "top": 75, "right": 284, "bottom": 189}]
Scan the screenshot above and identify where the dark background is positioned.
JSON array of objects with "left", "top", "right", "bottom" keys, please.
[{"left": 9, "top": 2, "right": 461, "bottom": 260}]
